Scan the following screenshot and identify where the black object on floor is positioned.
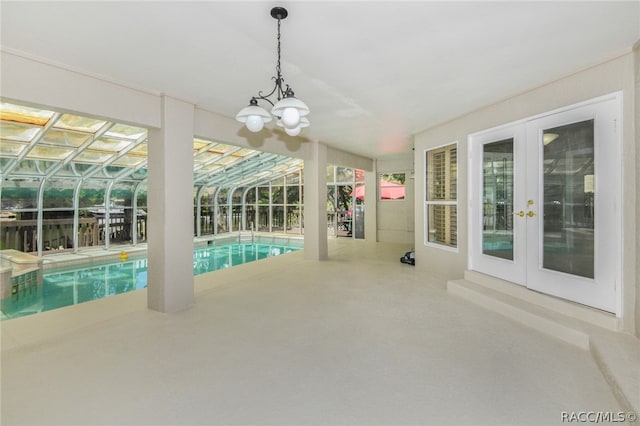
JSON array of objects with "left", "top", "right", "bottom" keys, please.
[{"left": 400, "top": 250, "right": 415, "bottom": 265}]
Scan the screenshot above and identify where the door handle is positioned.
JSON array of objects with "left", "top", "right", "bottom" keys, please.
[
  {"left": 527, "top": 211, "right": 536, "bottom": 218},
  {"left": 513, "top": 211, "right": 525, "bottom": 217}
]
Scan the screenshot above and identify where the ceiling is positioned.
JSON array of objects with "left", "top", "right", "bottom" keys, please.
[{"left": 1, "top": 1, "right": 638, "bottom": 160}]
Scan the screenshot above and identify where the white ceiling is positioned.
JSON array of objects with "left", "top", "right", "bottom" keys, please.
[{"left": 1, "top": 1, "right": 639, "bottom": 159}]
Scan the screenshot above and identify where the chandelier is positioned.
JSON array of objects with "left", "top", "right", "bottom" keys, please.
[{"left": 235, "top": 7, "right": 310, "bottom": 136}]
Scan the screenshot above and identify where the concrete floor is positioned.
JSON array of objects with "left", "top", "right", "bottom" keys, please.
[{"left": 0, "top": 239, "right": 626, "bottom": 425}]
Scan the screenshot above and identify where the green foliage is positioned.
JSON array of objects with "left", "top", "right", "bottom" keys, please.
[
  {"left": 381, "top": 173, "right": 405, "bottom": 184},
  {"left": 336, "top": 185, "right": 353, "bottom": 210},
  {"left": 79, "top": 188, "right": 105, "bottom": 207}
]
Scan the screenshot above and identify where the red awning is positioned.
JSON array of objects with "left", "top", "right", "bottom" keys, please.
[{"left": 352, "top": 179, "right": 405, "bottom": 200}]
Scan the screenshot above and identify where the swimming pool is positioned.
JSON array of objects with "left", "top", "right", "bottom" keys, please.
[{"left": 1, "top": 241, "right": 301, "bottom": 320}]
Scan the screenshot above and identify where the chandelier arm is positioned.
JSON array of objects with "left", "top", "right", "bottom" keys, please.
[
  {"left": 254, "top": 80, "right": 280, "bottom": 107},
  {"left": 253, "top": 93, "right": 275, "bottom": 108}
]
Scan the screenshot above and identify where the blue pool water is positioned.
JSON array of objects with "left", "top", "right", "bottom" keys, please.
[{"left": 1, "top": 242, "right": 301, "bottom": 320}]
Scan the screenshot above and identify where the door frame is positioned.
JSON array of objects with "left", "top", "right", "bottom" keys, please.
[
  {"left": 468, "top": 91, "right": 623, "bottom": 316},
  {"left": 468, "top": 122, "right": 527, "bottom": 285}
]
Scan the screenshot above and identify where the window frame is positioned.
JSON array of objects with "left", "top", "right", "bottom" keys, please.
[
  {"left": 378, "top": 172, "right": 406, "bottom": 201},
  {"left": 424, "top": 141, "right": 458, "bottom": 252}
]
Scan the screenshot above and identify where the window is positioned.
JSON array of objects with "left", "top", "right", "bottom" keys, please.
[
  {"left": 379, "top": 173, "right": 405, "bottom": 200},
  {"left": 425, "top": 143, "right": 457, "bottom": 249}
]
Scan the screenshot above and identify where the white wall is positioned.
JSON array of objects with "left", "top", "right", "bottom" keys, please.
[
  {"left": 634, "top": 41, "right": 640, "bottom": 337},
  {"left": 1, "top": 51, "right": 161, "bottom": 129},
  {"left": 326, "top": 146, "right": 374, "bottom": 172},
  {"left": 414, "top": 53, "right": 637, "bottom": 334},
  {"left": 377, "top": 154, "right": 415, "bottom": 244}
]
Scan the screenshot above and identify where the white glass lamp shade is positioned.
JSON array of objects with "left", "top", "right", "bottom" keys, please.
[
  {"left": 281, "top": 107, "right": 300, "bottom": 129},
  {"left": 285, "top": 126, "right": 301, "bottom": 136},
  {"left": 236, "top": 104, "right": 272, "bottom": 132},
  {"left": 297, "top": 116, "right": 310, "bottom": 129},
  {"left": 277, "top": 117, "right": 309, "bottom": 137},
  {"left": 272, "top": 97, "right": 310, "bottom": 129},
  {"left": 246, "top": 115, "right": 265, "bottom": 132}
]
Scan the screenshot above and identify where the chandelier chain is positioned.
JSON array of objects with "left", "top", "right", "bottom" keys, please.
[{"left": 276, "top": 17, "right": 282, "bottom": 83}]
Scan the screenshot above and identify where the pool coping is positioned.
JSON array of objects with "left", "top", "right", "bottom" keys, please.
[{"left": 40, "top": 232, "right": 304, "bottom": 271}]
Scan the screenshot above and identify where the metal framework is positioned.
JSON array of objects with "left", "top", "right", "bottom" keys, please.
[{"left": 0, "top": 101, "right": 304, "bottom": 255}]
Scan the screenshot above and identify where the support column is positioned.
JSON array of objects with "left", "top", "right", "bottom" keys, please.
[
  {"left": 36, "top": 178, "right": 45, "bottom": 256},
  {"left": 213, "top": 187, "right": 220, "bottom": 235},
  {"left": 72, "top": 180, "right": 82, "bottom": 252},
  {"left": 104, "top": 180, "right": 114, "bottom": 250},
  {"left": 227, "top": 189, "right": 234, "bottom": 232},
  {"left": 303, "top": 141, "right": 328, "bottom": 260},
  {"left": 364, "top": 159, "right": 378, "bottom": 243},
  {"left": 195, "top": 186, "right": 204, "bottom": 237},
  {"left": 132, "top": 183, "right": 141, "bottom": 245},
  {"left": 241, "top": 188, "right": 249, "bottom": 231},
  {"left": 147, "top": 96, "right": 194, "bottom": 313}
]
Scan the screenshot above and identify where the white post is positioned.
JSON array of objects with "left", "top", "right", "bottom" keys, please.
[
  {"left": 303, "top": 141, "right": 328, "bottom": 260},
  {"left": 147, "top": 95, "right": 194, "bottom": 313},
  {"left": 364, "top": 160, "right": 378, "bottom": 242}
]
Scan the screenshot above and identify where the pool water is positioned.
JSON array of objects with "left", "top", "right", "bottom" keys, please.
[{"left": 1, "top": 242, "right": 301, "bottom": 320}]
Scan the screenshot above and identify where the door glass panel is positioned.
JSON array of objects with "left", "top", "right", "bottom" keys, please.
[
  {"left": 542, "top": 120, "right": 594, "bottom": 278},
  {"left": 482, "top": 138, "right": 514, "bottom": 260}
]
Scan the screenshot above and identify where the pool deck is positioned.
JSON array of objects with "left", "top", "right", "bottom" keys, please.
[{"left": 1, "top": 238, "right": 638, "bottom": 425}]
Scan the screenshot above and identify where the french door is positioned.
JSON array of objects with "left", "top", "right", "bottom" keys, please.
[{"left": 469, "top": 93, "right": 621, "bottom": 313}]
